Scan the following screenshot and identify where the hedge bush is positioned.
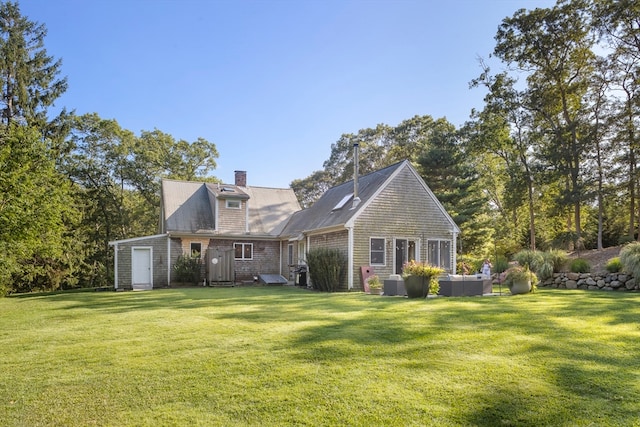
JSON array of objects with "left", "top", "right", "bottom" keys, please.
[{"left": 306, "top": 248, "right": 346, "bottom": 292}]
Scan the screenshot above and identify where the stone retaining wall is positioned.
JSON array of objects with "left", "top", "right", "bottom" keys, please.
[{"left": 538, "top": 272, "right": 640, "bottom": 291}]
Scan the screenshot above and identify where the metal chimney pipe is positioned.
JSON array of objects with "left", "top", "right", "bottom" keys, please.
[
  {"left": 353, "top": 143, "right": 359, "bottom": 199},
  {"left": 352, "top": 143, "right": 361, "bottom": 209}
]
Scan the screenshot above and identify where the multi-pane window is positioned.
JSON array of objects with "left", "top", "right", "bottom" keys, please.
[
  {"left": 370, "top": 238, "right": 385, "bottom": 265},
  {"left": 234, "top": 243, "right": 253, "bottom": 260},
  {"left": 427, "top": 240, "right": 451, "bottom": 271}
]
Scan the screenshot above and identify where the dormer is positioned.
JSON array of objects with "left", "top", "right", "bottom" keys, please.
[{"left": 207, "top": 182, "right": 250, "bottom": 234}]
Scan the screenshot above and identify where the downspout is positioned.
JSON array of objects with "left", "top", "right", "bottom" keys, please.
[
  {"left": 167, "top": 235, "right": 171, "bottom": 286},
  {"left": 245, "top": 199, "right": 250, "bottom": 233},
  {"left": 278, "top": 240, "right": 283, "bottom": 276},
  {"left": 452, "top": 230, "right": 458, "bottom": 274},
  {"left": 347, "top": 224, "right": 354, "bottom": 290},
  {"left": 113, "top": 243, "right": 119, "bottom": 290}
]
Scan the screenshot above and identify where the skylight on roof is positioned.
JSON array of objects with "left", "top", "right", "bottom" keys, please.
[
  {"left": 221, "top": 187, "right": 235, "bottom": 192},
  {"left": 332, "top": 193, "right": 353, "bottom": 210}
]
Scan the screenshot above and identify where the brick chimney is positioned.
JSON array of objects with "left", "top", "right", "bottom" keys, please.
[{"left": 234, "top": 170, "right": 247, "bottom": 187}]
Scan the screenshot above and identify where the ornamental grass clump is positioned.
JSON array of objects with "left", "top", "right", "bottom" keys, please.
[
  {"left": 402, "top": 260, "right": 444, "bottom": 297},
  {"left": 619, "top": 242, "right": 640, "bottom": 283},
  {"left": 513, "top": 249, "right": 545, "bottom": 272},
  {"left": 544, "top": 249, "right": 568, "bottom": 273}
]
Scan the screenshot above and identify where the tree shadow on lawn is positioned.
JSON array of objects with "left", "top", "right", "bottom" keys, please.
[
  {"left": 282, "top": 290, "right": 640, "bottom": 425},
  {"left": 18, "top": 286, "right": 640, "bottom": 424},
  {"left": 20, "top": 286, "right": 329, "bottom": 314}
]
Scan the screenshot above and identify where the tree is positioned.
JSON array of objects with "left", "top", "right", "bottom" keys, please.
[
  {"left": 294, "top": 115, "right": 452, "bottom": 207},
  {"left": 291, "top": 170, "right": 332, "bottom": 208},
  {"left": 0, "top": 2, "right": 67, "bottom": 127},
  {"left": 322, "top": 124, "right": 394, "bottom": 186},
  {"left": 594, "top": 0, "right": 640, "bottom": 241},
  {"left": 0, "top": 125, "right": 76, "bottom": 294},
  {"left": 467, "top": 66, "right": 540, "bottom": 252},
  {"left": 61, "top": 113, "right": 147, "bottom": 286},
  {"left": 417, "top": 119, "right": 492, "bottom": 255},
  {"left": 120, "top": 129, "right": 220, "bottom": 208},
  {"left": 494, "top": 0, "right": 597, "bottom": 249}
]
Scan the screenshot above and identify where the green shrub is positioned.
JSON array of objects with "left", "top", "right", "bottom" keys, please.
[
  {"left": 618, "top": 235, "right": 635, "bottom": 246},
  {"left": 569, "top": 258, "right": 591, "bottom": 273},
  {"left": 619, "top": 242, "right": 640, "bottom": 283},
  {"left": 306, "top": 248, "right": 346, "bottom": 292},
  {"left": 173, "top": 254, "right": 202, "bottom": 283},
  {"left": 605, "top": 257, "right": 622, "bottom": 273}
]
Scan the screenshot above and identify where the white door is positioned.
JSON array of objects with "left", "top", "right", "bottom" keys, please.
[{"left": 132, "top": 247, "right": 152, "bottom": 290}]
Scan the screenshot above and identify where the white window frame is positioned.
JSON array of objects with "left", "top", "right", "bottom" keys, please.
[
  {"left": 190, "top": 242, "right": 202, "bottom": 258},
  {"left": 226, "top": 199, "right": 241, "bottom": 209},
  {"left": 427, "top": 239, "right": 452, "bottom": 271},
  {"left": 234, "top": 242, "right": 253, "bottom": 260},
  {"left": 369, "top": 237, "right": 386, "bottom": 266},
  {"left": 288, "top": 243, "right": 294, "bottom": 266}
]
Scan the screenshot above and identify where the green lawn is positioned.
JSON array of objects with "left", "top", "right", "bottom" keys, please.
[{"left": 1, "top": 287, "right": 639, "bottom": 426}]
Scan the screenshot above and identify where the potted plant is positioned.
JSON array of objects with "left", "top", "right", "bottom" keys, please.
[
  {"left": 502, "top": 265, "right": 538, "bottom": 295},
  {"left": 401, "top": 260, "right": 444, "bottom": 299},
  {"left": 366, "top": 275, "right": 382, "bottom": 295}
]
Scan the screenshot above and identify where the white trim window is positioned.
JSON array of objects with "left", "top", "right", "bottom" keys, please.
[
  {"left": 370, "top": 237, "right": 385, "bottom": 266},
  {"left": 190, "top": 242, "right": 202, "bottom": 258},
  {"left": 288, "top": 244, "right": 294, "bottom": 266},
  {"left": 234, "top": 243, "right": 253, "bottom": 260},
  {"left": 226, "top": 199, "right": 241, "bottom": 209},
  {"left": 427, "top": 239, "right": 452, "bottom": 271}
]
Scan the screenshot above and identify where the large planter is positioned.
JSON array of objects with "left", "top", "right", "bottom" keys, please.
[
  {"left": 510, "top": 280, "right": 532, "bottom": 295},
  {"left": 404, "top": 275, "right": 430, "bottom": 299}
]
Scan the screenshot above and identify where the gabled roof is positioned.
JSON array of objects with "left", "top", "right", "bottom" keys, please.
[
  {"left": 279, "top": 160, "right": 460, "bottom": 237},
  {"left": 162, "top": 180, "right": 215, "bottom": 233},
  {"left": 243, "top": 186, "right": 301, "bottom": 235},
  {"left": 160, "top": 179, "right": 301, "bottom": 235},
  {"left": 280, "top": 161, "right": 403, "bottom": 236}
]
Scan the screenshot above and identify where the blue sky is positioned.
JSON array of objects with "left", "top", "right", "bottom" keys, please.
[{"left": 21, "top": 0, "right": 555, "bottom": 188}]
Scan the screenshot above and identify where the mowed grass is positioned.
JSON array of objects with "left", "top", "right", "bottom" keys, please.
[{"left": 1, "top": 287, "right": 639, "bottom": 426}]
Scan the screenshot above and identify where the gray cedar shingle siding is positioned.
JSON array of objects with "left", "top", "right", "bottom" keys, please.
[
  {"left": 206, "top": 238, "right": 282, "bottom": 282},
  {"left": 112, "top": 161, "right": 458, "bottom": 290},
  {"left": 112, "top": 235, "right": 171, "bottom": 290},
  {"left": 352, "top": 166, "right": 456, "bottom": 285},
  {"left": 216, "top": 198, "right": 247, "bottom": 234}
]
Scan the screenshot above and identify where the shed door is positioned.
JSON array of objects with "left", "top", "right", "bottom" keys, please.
[{"left": 132, "top": 247, "right": 152, "bottom": 286}]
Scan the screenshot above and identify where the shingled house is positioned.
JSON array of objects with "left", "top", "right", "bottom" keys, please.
[{"left": 109, "top": 159, "right": 460, "bottom": 291}]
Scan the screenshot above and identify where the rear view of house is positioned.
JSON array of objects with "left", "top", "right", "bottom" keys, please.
[
  {"left": 109, "top": 171, "right": 301, "bottom": 290},
  {"left": 110, "top": 159, "right": 460, "bottom": 291}
]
